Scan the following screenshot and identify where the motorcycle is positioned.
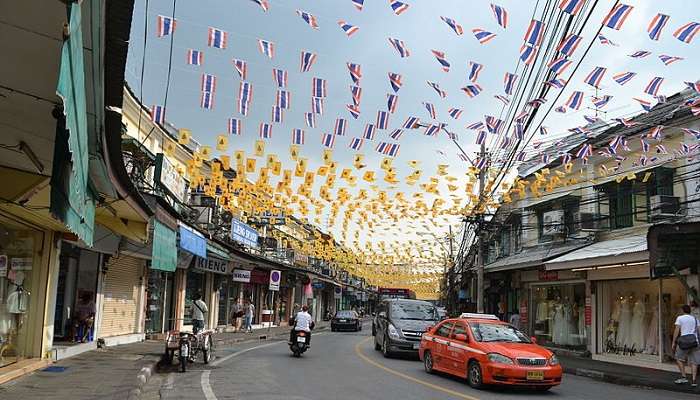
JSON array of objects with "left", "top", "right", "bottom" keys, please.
[
  {"left": 289, "top": 330, "right": 309, "bottom": 357},
  {"left": 165, "top": 329, "right": 214, "bottom": 372}
]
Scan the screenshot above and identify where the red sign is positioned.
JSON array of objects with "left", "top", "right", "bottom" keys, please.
[
  {"left": 585, "top": 296, "right": 592, "bottom": 326},
  {"left": 538, "top": 270, "right": 559, "bottom": 281},
  {"left": 519, "top": 300, "right": 528, "bottom": 325},
  {"left": 250, "top": 269, "right": 270, "bottom": 284}
]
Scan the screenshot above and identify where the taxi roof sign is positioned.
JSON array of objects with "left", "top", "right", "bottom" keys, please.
[{"left": 459, "top": 313, "right": 500, "bottom": 320}]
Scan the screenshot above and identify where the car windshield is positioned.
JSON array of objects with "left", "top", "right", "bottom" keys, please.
[
  {"left": 390, "top": 302, "right": 439, "bottom": 321},
  {"left": 469, "top": 322, "right": 531, "bottom": 343},
  {"left": 336, "top": 311, "right": 356, "bottom": 318}
]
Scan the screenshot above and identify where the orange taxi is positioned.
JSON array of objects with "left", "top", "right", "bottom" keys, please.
[{"left": 418, "top": 313, "right": 562, "bottom": 391}]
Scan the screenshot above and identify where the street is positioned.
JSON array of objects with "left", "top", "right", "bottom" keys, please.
[{"left": 151, "top": 328, "right": 698, "bottom": 400}]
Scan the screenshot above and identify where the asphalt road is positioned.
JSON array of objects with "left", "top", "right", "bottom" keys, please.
[{"left": 153, "top": 328, "right": 698, "bottom": 400}]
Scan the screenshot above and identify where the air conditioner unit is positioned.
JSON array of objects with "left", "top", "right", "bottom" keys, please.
[
  {"left": 578, "top": 212, "right": 608, "bottom": 231},
  {"left": 650, "top": 195, "right": 680, "bottom": 219},
  {"left": 541, "top": 210, "right": 565, "bottom": 236}
]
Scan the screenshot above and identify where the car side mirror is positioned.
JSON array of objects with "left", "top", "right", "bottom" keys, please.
[
  {"left": 531, "top": 336, "right": 537, "bottom": 344},
  {"left": 378, "top": 311, "right": 387, "bottom": 319},
  {"left": 454, "top": 333, "right": 468, "bottom": 342}
]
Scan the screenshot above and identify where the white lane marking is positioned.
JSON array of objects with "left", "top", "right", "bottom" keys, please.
[{"left": 201, "top": 332, "right": 328, "bottom": 399}]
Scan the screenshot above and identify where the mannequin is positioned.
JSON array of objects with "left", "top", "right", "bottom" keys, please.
[
  {"left": 644, "top": 295, "right": 659, "bottom": 355},
  {"left": 617, "top": 295, "right": 632, "bottom": 347},
  {"left": 629, "top": 294, "right": 646, "bottom": 352}
]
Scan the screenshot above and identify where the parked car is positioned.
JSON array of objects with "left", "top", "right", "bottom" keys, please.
[
  {"left": 372, "top": 299, "right": 440, "bottom": 358},
  {"left": 331, "top": 310, "right": 362, "bottom": 332},
  {"left": 419, "top": 313, "right": 562, "bottom": 391}
]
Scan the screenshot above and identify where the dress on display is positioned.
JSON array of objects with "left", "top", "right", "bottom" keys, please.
[
  {"left": 616, "top": 297, "right": 631, "bottom": 347},
  {"left": 577, "top": 304, "right": 586, "bottom": 345},
  {"left": 644, "top": 306, "right": 659, "bottom": 355},
  {"left": 629, "top": 300, "right": 646, "bottom": 352}
]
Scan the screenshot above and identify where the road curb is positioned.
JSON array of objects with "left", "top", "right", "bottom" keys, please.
[
  {"left": 563, "top": 365, "right": 699, "bottom": 395},
  {"left": 213, "top": 326, "right": 329, "bottom": 348}
]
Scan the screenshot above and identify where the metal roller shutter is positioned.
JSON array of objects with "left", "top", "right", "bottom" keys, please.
[{"left": 100, "top": 254, "right": 143, "bottom": 337}]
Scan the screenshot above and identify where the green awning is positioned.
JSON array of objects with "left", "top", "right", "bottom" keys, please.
[
  {"left": 207, "top": 242, "right": 231, "bottom": 261},
  {"left": 51, "top": 2, "right": 95, "bottom": 246},
  {"left": 151, "top": 220, "right": 177, "bottom": 272}
]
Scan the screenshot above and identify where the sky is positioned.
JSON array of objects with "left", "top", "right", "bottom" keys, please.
[{"left": 125, "top": 0, "right": 699, "bottom": 266}]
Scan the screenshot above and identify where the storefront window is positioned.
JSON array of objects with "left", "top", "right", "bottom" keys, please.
[
  {"left": 184, "top": 269, "right": 206, "bottom": 325},
  {"left": 530, "top": 283, "right": 586, "bottom": 350},
  {"left": 0, "top": 224, "right": 41, "bottom": 368},
  {"left": 146, "top": 270, "right": 174, "bottom": 334}
]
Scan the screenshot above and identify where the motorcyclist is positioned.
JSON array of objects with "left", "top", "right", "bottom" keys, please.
[{"left": 289, "top": 305, "right": 314, "bottom": 346}]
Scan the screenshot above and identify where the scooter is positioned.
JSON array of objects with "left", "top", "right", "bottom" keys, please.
[{"left": 289, "top": 330, "right": 309, "bottom": 357}]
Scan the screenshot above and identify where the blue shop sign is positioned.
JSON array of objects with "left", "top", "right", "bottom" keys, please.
[
  {"left": 231, "top": 219, "right": 259, "bottom": 248},
  {"left": 179, "top": 223, "right": 207, "bottom": 258}
]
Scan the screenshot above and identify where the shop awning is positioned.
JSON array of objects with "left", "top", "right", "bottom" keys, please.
[
  {"left": 545, "top": 234, "right": 648, "bottom": 271},
  {"left": 151, "top": 220, "right": 177, "bottom": 272},
  {"left": 524, "top": 189, "right": 577, "bottom": 209},
  {"left": 485, "top": 241, "right": 589, "bottom": 273},
  {"left": 207, "top": 241, "right": 231, "bottom": 261}
]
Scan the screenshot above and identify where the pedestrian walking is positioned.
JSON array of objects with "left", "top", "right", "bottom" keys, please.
[
  {"left": 244, "top": 299, "right": 255, "bottom": 333},
  {"left": 230, "top": 299, "right": 243, "bottom": 332},
  {"left": 672, "top": 304, "right": 700, "bottom": 387},
  {"left": 191, "top": 293, "right": 208, "bottom": 334}
]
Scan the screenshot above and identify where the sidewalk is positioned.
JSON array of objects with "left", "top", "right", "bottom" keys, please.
[{"left": 559, "top": 354, "right": 699, "bottom": 395}]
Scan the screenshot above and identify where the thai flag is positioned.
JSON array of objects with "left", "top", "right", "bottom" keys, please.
[
  {"left": 259, "top": 123, "right": 273, "bottom": 139},
  {"left": 592, "top": 95, "right": 612, "bottom": 108},
  {"left": 634, "top": 98, "right": 653, "bottom": 112},
  {"left": 468, "top": 62, "right": 484, "bottom": 82},
  {"left": 545, "top": 78, "right": 566, "bottom": 89},
  {"left": 233, "top": 59, "right": 247, "bottom": 80},
  {"left": 304, "top": 112, "right": 315, "bottom": 128},
  {"left": 462, "top": 84, "right": 483, "bottom": 98},
  {"left": 584, "top": 115, "right": 601, "bottom": 124},
  {"left": 597, "top": 34, "right": 617, "bottom": 46},
  {"left": 375, "top": 142, "right": 388, "bottom": 154},
  {"left": 524, "top": 19, "right": 545, "bottom": 47},
  {"left": 346, "top": 104, "right": 360, "bottom": 119},
  {"left": 558, "top": 0, "right": 585, "bottom": 16},
  {"left": 389, "top": 1, "right": 409, "bottom": 15},
  {"left": 312, "top": 78, "right": 327, "bottom": 98},
  {"left": 516, "top": 152, "right": 526, "bottom": 162},
  {"left": 614, "top": 118, "right": 637, "bottom": 127},
  {"left": 548, "top": 57, "right": 572, "bottom": 75},
  {"left": 602, "top": 3, "right": 634, "bottom": 30},
  {"left": 384, "top": 143, "right": 400, "bottom": 157},
  {"left": 388, "top": 73, "right": 403, "bottom": 92},
  {"left": 519, "top": 44, "right": 537, "bottom": 65},
  {"left": 659, "top": 55, "right": 683, "bottom": 65},
  {"left": 300, "top": 51, "right": 317, "bottom": 72},
  {"left": 187, "top": 49, "right": 203, "bottom": 65},
  {"left": 227, "top": 118, "right": 241, "bottom": 135},
  {"left": 208, "top": 27, "right": 228, "bottom": 49},
  {"left": 296, "top": 10, "right": 319, "bottom": 29},
  {"left": 539, "top": 126, "right": 549, "bottom": 136},
  {"left": 424, "top": 124, "right": 441, "bottom": 136},
  {"left": 387, "top": 94, "right": 398, "bottom": 113},
  {"left": 612, "top": 71, "right": 636, "bottom": 85},
  {"left": 490, "top": 4, "right": 508, "bottom": 28},
  {"left": 541, "top": 154, "right": 551, "bottom": 164},
  {"left": 403, "top": 116, "right": 420, "bottom": 129},
  {"left": 238, "top": 81, "right": 253, "bottom": 106},
  {"left": 673, "top": 22, "right": 700, "bottom": 43},
  {"left": 272, "top": 69, "right": 287, "bottom": 87},
  {"left": 655, "top": 144, "right": 668, "bottom": 155},
  {"left": 448, "top": 108, "right": 463, "bottom": 119},
  {"left": 494, "top": 95, "right": 510, "bottom": 106},
  {"left": 156, "top": 15, "right": 176, "bottom": 37},
  {"left": 515, "top": 110, "right": 530, "bottom": 123},
  {"left": 376, "top": 110, "right": 390, "bottom": 129},
  {"left": 513, "top": 123, "right": 524, "bottom": 139},
  {"left": 363, "top": 124, "right": 376, "bottom": 140},
  {"left": 555, "top": 106, "right": 567, "bottom": 113},
  {"left": 628, "top": 50, "right": 651, "bottom": 58},
  {"left": 682, "top": 128, "right": 700, "bottom": 139},
  {"left": 648, "top": 125, "right": 664, "bottom": 140},
  {"left": 557, "top": 34, "right": 581, "bottom": 56},
  {"left": 238, "top": 102, "right": 249, "bottom": 116},
  {"left": 311, "top": 97, "right": 324, "bottom": 114},
  {"left": 472, "top": 28, "right": 497, "bottom": 44},
  {"left": 431, "top": 50, "right": 450, "bottom": 72},
  {"left": 388, "top": 38, "right": 410, "bottom": 57},
  {"left": 258, "top": 39, "right": 275, "bottom": 59},
  {"left": 349, "top": 137, "right": 364, "bottom": 150},
  {"left": 423, "top": 102, "right": 436, "bottom": 119},
  {"left": 350, "top": 85, "right": 362, "bottom": 106},
  {"left": 644, "top": 77, "right": 664, "bottom": 96},
  {"left": 685, "top": 81, "right": 700, "bottom": 92},
  {"left": 499, "top": 137, "right": 511, "bottom": 149},
  {"left": 467, "top": 121, "right": 484, "bottom": 130},
  {"left": 351, "top": 0, "right": 364, "bottom": 11},
  {"left": 389, "top": 129, "right": 403, "bottom": 140},
  {"left": 271, "top": 106, "right": 283, "bottom": 123},
  {"left": 334, "top": 119, "right": 347, "bottom": 136},
  {"left": 250, "top": 0, "right": 269, "bottom": 12},
  {"left": 347, "top": 63, "right": 362, "bottom": 84},
  {"left": 476, "top": 131, "right": 487, "bottom": 145},
  {"left": 201, "top": 74, "right": 217, "bottom": 93},
  {"left": 503, "top": 73, "right": 518, "bottom": 95},
  {"left": 292, "top": 129, "right": 305, "bottom": 145},
  {"left": 584, "top": 66, "right": 606, "bottom": 88},
  {"left": 565, "top": 91, "right": 583, "bottom": 110},
  {"left": 427, "top": 81, "right": 447, "bottom": 98},
  {"left": 338, "top": 20, "right": 359, "bottom": 37},
  {"left": 648, "top": 13, "right": 670, "bottom": 40},
  {"left": 276, "top": 90, "right": 290, "bottom": 109},
  {"left": 485, "top": 116, "right": 503, "bottom": 134},
  {"left": 321, "top": 133, "right": 336, "bottom": 149},
  {"left": 440, "top": 16, "right": 463, "bottom": 35},
  {"left": 640, "top": 138, "right": 650, "bottom": 153},
  {"left": 150, "top": 105, "right": 165, "bottom": 124}
]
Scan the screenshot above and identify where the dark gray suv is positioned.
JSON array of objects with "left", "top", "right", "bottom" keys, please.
[{"left": 372, "top": 299, "right": 440, "bottom": 358}]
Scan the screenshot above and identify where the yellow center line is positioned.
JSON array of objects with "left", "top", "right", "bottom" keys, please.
[{"left": 354, "top": 337, "right": 481, "bottom": 400}]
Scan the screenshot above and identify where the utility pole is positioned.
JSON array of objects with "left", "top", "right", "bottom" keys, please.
[
  {"left": 448, "top": 225, "right": 453, "bottom": 312},
  {"left": 476, "top": 141, "right": 486, "bottom": 313}
]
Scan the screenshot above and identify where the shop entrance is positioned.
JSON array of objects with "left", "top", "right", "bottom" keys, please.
[
  {"left": 145, "top": 269, "right": 175, "bottom": 335},
  {"left": 183, "top": 268, "right": 206, "bottom": 327}
]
